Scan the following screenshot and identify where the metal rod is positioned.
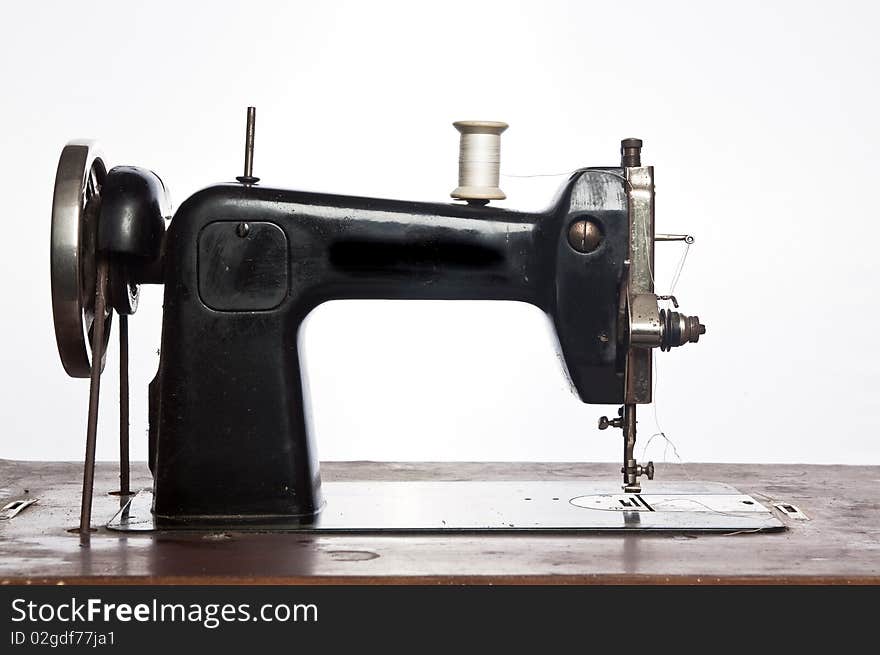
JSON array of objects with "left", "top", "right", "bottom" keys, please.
[
  {"left": 622, "top": 403, "right": 638, "bottom": 492},
  {"left": 243, "top": 106, "right": 255, "bottom": 179},
  {"left": 119, "top": 313, "right": 130, "bottom": 497},
  {"left": 79, "top": 258, "right": 109, "bottom": 546},
  {"left": 655, "top": 233, "right": 694, "bottom": 244}
]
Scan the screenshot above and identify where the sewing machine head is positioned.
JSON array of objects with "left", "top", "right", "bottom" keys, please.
[{"left": 50, "top": 108, "right": 704, "bottom": 529}]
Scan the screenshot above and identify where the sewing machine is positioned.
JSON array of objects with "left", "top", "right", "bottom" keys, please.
[{"left": 50, "top": 108, "right": 781, "bottom": 540}]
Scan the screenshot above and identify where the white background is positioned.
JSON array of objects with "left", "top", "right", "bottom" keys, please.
[{"left": 1, "top": 1, "right": 877, "bottom": 465}]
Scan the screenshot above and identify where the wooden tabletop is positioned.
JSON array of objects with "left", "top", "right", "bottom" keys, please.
[{"left": 1, "top": 460, "right": 878, "bottom": 584}]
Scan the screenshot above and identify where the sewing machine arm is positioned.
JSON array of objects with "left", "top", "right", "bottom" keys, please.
[{"left": 149, "top": 171, "right": 629, "bottom": 520}]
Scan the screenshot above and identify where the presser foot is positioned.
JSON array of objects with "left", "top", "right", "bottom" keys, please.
[
  {"left": 622, "top": 460, "right": 655, "bottom": 494},
  {"left": 599, "top": 404, "right": 654, "bottom": 493}
]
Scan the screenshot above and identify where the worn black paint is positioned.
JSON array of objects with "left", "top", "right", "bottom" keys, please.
[
  {"left": 198, "top": 221, "right": 289, "bottom": 311},
  {"left": 97, "top": 166, "right": 167, "bottom": 260},
  {"left": 149, "top": 169, "right": 629, "bottom": 521}
]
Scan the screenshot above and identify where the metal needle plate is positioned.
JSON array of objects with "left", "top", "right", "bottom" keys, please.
[{"left": 107, "top": 481, "right": 783, "bottom": 533}]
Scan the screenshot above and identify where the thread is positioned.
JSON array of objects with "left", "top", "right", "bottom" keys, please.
[
  {"left": 641, "top": 352, "right": 694, "bottom": 480},
  {"left": 669, "top": 242, "right": 691, "bottom": 295},
  {"left": 642, "top": 242, "right": 695, "bottom": 478},
  {"left": 501, "top": 169, "right": 576, "bottom": 178},
  {"left": 642, "top": 355, "right": 771, "bottom": 532},
  {"left": 451, "top": 121, "right": 508, "bottom": 202}
]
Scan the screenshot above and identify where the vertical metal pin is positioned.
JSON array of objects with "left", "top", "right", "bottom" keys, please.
[
  {"left": 236, "top": 106, "right": 260, "bottom": 185},
  {"left": 243, "top": 107, "right": 255, "bottom": 178},
  {"left": 118, "top": 314, "right": 130, "bottom": 498},
  {"left": 79, "top": 258, "right": 109, "bottom": 545},
  {"left": 622, "top": 403, "right": 638, "bottom": 492}
]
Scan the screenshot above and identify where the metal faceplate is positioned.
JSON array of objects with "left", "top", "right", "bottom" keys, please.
[
  {"left": 108, "top": 481, "right": 784, "bottom": 533},
  {"left": 624, "top": 166, "right": 655, "bottom": 403}
]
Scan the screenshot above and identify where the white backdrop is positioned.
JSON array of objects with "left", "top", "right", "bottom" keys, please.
[{"left": 1, "top": 0, "right": 877, "bottom": 464}]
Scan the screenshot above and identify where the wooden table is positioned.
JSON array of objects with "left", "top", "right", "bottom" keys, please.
[{"left": 1, "top": 460, "right": 878, "bottom": 584}]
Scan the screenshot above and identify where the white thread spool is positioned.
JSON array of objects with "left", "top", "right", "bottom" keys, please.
[{"left": 451, "top": 120, "right": 508, "bottom": 203}]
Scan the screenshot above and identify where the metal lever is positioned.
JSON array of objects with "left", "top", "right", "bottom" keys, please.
[
  {"left": 655, "top": 233, "right": 694, "bottom": 244},
  {"left": 657, "top": 295, "right": 679, "bottom": 308},
  {"left": 78, "top": 258, "right": 110, "bottom": 545}
]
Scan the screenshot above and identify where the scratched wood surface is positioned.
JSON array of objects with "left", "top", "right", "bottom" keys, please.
[{"left": 1, "top": 460, "right": 878, "bottom": 584}]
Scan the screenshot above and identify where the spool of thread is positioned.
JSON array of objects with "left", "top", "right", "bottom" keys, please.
[{"left": 451, "top": 120, "right": 508, "bottom": 204}]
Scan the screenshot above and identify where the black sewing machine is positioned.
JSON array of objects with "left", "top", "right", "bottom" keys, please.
[{"left": 51, "top": 108, "right": 780, "bottom": 540}]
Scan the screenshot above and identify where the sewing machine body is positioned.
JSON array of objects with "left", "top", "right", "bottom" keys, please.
[
  {"left": 151, "top": 172, "right": 628, "bottom": 522},
  {"left": 50, "top": 110, "right": 777, "bottom": 536}
]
